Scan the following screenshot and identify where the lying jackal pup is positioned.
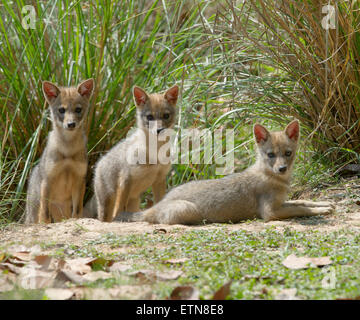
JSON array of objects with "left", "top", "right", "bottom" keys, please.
[
  {"left": 117, "top": 120, "right": 334, "bottom": 224},
  {"left": 84, "top": 85, "right": 179, "bottom": 222},
  {"left": 25, "top": 79, "right": 94, "bottom": 224}
]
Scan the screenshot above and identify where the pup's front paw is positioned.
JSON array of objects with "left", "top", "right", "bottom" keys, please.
[{"left": 313, "top": 206, "right": 334, "bottom": 216}]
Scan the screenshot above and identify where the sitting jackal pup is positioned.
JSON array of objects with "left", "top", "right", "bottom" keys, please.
[
  {"left": 84, "top": 85, "right": 179, "bottom": 222},
  {"left": 117, "top": 120, "right": 334, "bottom": 224},
  {"left": 25, "top": 79, "right": 94, "bottom": 224}
]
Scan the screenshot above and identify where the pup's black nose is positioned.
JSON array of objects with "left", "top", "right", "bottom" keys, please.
[
  {"left": 67, "top": 122, "right": 76, "bottom": 129},
  {"left": 157, "top": 128, "right": 165, "bottom": 134},
  {"left": 279, "top": 166, "right": 287, "bottom": 173}
]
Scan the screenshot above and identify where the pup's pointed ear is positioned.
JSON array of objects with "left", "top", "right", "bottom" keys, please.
[
  {"left": 42, "top": 81, "right": 60, "bottom": 104},
  {"left": 254, "top": 124, "right": 270, "bottom": 144},
  {"left": 285, "top": 119, "right": 300, "bottom": 142},
  {"left": 133, "top": 86, "right": 148, "bottom": 108},
  {"left": 77, "top": 78, "right": 94, "bottom": 99},
  {"left": 164, "top": 85, "right": 179, "bottom": 106}
]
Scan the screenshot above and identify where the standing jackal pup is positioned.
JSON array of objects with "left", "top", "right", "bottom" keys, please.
[
  {"left": 118, "top": 120, "right": 334, "bottom": 225},
  {"left": 25, "top": 78, "right": 94, "bottom": 224},
  {"left": 84, "top": 85, "right": 179, "bottom": 222}
]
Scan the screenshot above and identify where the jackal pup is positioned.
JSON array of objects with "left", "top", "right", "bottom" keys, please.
[
  {"left": 25, "top": 79, "right": 94, "bottom": 224},
  {"left": 117, "top": 120, "right": 334, "bottom": 224},
  {"left": 84, "top": 85, "right": 179, "bottom": 222}
]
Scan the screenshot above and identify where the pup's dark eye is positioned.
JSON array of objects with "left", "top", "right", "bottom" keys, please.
[
  {"left": 163, "top": 113, "right": 170, "bottom": 119},
  {"left": 59, "top": 108, "right": 65, "bottom": 114},
  {"left": 285, "top": 151, "right": 292, "bottom": 157},
  {"left": 75, "top": 107, "right": 82, "bottom": 113},
  {"left": 146, "top": 114, "right": 154, "bottom": 121},
  {"left": 268, "top": 152, "right": 275, "bottom": 158}
]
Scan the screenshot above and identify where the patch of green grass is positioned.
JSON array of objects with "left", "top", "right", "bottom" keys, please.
[
  {"left": 0, "top": 287, "right": 46, "bottom": 300},
  {"left": 2, "top": 224, "right": 360, "bottom": 299},
  {"left": 49, "top": 226, "right": 359, "bottom": 299}
]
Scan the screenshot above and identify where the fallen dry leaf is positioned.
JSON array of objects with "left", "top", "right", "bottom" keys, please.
[
  {"left": 82, "top": 271, "right": 113, "bottom": 282},
  {"left": 282, "top": 254, "right": 332, "bottom": 269},
  {"left": 62, "top": 258, "right": 93, "bottom": 274},
  {"left": 130, "top": 269, "right": 183, "bottom": 282},
  {"left": 55, "top": 270, "right": 86, "bottom": 286},
  {"left": 44, "top": 288, "right": 74, "bottom": 300},
  {"left": 212, "top": 281, "right": 232, "bottom": 300},
  {"left": 6, "top": 258, "right": 27, "bottom": 267},
  {"left": 34, "top": 255, "right": 53, "bottom": 270},
  {"left": 0, "top": 262, "right": 22, "bottom": 274},
  {"left": 169, "top": 286, "right": 199, "bottom": 300},
  {"left": 11, "top": 252, "right": 32, "bottom": 262},
  {"left": 18, "top": 268, "right": 56, "bottom": 289}
]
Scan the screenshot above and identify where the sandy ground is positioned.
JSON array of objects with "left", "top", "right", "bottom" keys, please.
[{"left": 1, "top": 186, "right": 360, "bottom": 248}]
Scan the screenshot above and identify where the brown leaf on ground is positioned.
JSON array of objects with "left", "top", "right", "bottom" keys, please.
[
  {"left": 11, "top": 252, "right": 32, "bottom": 262},
  {"left": 55, "top": 269, "right": 113, "bottom": 286},
  {"left": 282, "top": 254, "right": 332, "bottom": 269},
  {"left": 169, "top": 286, "right": 200, "bottom": 300},
  {"left": 130, "top": 269, "right": 183, "bottom": 282},
  {"left": 34, "top": 255, "right": 53, "bottom": 270},
  {"left": 55, "top": 270, "right": 86, "bottom": 286},
  {"left": 82, "top": 271, "right": 113, "bottom": 282},
  {"left": 18, "top": 268, "right": 56, "bottom": 289},
  {"left": 44, "top": 288, "right": 74, "bottom": 300},
  {"left": 6, "top": 258, "right": 27, "bottom": 267},
  {"left": 62, "top": 258, "right": 94, "bottom": 274},
  {"left": 212, "top": 281, "right": 232, "bottom": 300},
  {"left": 0, "top": 262, "right": 22, "bottom": 274}
]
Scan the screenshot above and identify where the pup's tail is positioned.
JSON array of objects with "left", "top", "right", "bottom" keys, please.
[
  {"left": 114, "top": 211, "right": 144, "bottom": 222},
  {"left": 115, "top": 200, "right": 200, "bottom": 225},
  {"left": 83, "top": 196, "right": 98, "bottom": 219}
]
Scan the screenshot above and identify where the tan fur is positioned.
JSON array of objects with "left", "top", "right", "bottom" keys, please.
[
  {"left": 116, "top": 120, "right": 334, "bottom": 225},
  {"left": 83, "top": 85, "right": 179, "bottom": 222},
  {"left": 25, "top": 79, "right": 94, "bottom": 224}
]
